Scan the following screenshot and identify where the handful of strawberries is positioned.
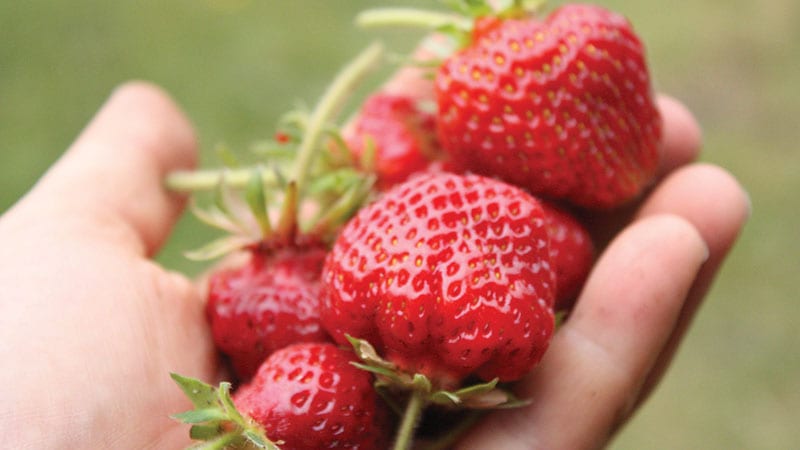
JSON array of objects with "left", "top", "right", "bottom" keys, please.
[{"left": 168, "top": 1, "right": 661, "bottom": 448}]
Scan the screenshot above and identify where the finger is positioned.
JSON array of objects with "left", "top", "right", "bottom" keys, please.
[
  {"left": 458, "top": 215, "right": 709, "bottom": 450},
  {"left": 632, "top": 163, "right": 750, "bottom": 401},
  {"left": 17, "top": 81, "right": 197, "bottom": 256},
  {"left": 655, "top": 94, "right": 702, "bottom": 175}
]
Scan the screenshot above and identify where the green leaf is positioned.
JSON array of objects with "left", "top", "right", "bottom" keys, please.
[
  {"left": 245, "top": 168, "right": 273, "bottom": 239},
  {"left": 275, "top": 181, "right": 298, "bottom": 242},
  {"left": 170, "top": 373, "right": 220, "bottom": 410},
  {"left": 172, "top": 408, "right": 229, "bottom": 424},
  {"left": 189, "top": 424, "right": 225, "bottom": 441},
  {"left": 453, "top": 378, "right": 499, "bottom": 398},
  {"left": 430, "top": 390, "right": 461, "bottom": 405},
  {"left": 190, "top": 202, "right": 242, "bottom": 234},
  {"left": 243, "top": 429, "right": 280, "bottom": 450},
  {"left": 184, "top": 235, "right": 252, "bottom": 261}
]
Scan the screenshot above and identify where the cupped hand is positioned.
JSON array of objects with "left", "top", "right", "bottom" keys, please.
[
  {"left": 0, "top": 83, "right": 218, "bottom": 449},
  {"left": 0, "top": 71, "right": 749, "bottom": 450}
]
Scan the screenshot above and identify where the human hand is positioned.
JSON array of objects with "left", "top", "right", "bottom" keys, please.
[
  {"left": 0, "top": 72, "right": 748, "bottom": 450},
  {"left": 0, "top": 83, "right": 218, "bottom": 449}
]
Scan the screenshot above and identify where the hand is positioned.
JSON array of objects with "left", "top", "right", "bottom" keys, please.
[
  {"left": 0, "top": 83, "right": 218, "bottom": 448},
  {"left": 0, "top": 76, "right": 748, "bottom": 450}
]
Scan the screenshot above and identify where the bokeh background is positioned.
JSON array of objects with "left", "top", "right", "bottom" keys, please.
[{"left": 1, "top": 0, "right": 797, "bottom": 448}]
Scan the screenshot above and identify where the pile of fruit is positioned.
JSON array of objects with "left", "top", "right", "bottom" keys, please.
[{"left": 167, "top": 1, "right": 662, "bottom": 449}]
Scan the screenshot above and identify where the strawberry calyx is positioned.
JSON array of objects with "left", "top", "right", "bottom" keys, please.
[
  {"left": 346, "top": 335, "right": 527, "bottom": 450},
  {"left": 170, "top": 373, "right": 280, "bottom": 450}
]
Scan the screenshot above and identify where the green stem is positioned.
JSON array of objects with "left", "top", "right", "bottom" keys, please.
[
  {"left": 292, "top": 41, "right": 384, "bottom": 195},
  {"left": 356, "top": 8, "right": 471, "bottom": 31},
  {"left": 393, "top": 390, "right": 427, "bottom": 450},
  {"left": 165, "top": 43, "right": 383, "bottom": 194},
  {"left": 166, "top": 168, "right": 274, "bottom": 192}
]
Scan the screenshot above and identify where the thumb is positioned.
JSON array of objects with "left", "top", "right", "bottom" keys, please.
[{"left": 11, "top": 81, "right": 198, "bottom": 256}]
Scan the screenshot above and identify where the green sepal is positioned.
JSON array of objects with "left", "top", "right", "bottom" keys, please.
[
  {"left": 170, "top": 373, "right": 221, "bottom": 409},
  {"left": 275, "top": 181, "right": 298, "bottom": 243},
  {"left": 172, "top": 408, "right": 230, "bottom": 424},
  {"left": 245, "top": 168, "right": 273, "bottom": 238},
  {"left": 170, "top": 373, "right": 278, "bottom": 450},
  {"left": 189, "top": 424, "right": 226, "bottom": 441},
  {"left": 184, "top": 235, "right": 253, "bottom": 261}
]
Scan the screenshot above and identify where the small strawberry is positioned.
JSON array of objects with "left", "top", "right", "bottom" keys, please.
[
  {"left": 169, "top": 44, "right": 387, "bottom": 380},
  {"left": 345, "top": 92, "right": 440, "bottom": 190},
  {"left": 541, "top": 201, "right": 595, "bottom": 309},
  {"left": 206, "top": 246, "right": 330, "bottom": 380},
  {"left": 432, "top": 3, "right": 662, "bottom": 209},
  {"left": 172, "top": 342, "right": 390, "bottom": 450},
  {"left": 321, "top": 171, "right": 555, "bottom": 389}
]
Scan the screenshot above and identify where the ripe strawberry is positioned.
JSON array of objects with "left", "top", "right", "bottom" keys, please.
[
  {"left": 435, "top": 3, "right": 662, "bottom": 209},
  {"left": 206, "top": 246, "right": 330, "bottom": 381},
  {"left": 321, "top": 171, "right": 555, "bottom": 389},
  {"left": 345, "top": 92, "right": 440, "bottom": 190},
  {"left": 234, "top": 343, "right": 390, "bottom": 450},
  {"left": 172, "top": 342, "right": 390, "bottom": 450},
  {"left": 541, "top": 201, "right": 595, "bottom": 309}
]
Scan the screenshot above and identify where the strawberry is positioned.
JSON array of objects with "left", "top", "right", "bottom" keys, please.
[
  {"left": 206, "top": 246, "right": 330, "bottom": 380},
  {"left": 541, "top": 201, "right": 595, "bottom": 309},
  {"left": 171, "top": 45, "right": 386, "bottom": 380},
  {"left": 345, "top": 92, "right": 440, "bottom": 190},
  {"left": 172, "top": 342, "right": 390, "bottom": 450},
  {"left": 435, "top": 3, "right": 662, "bottom": 209},
  {"left": 321, "top": 171, "right": 555, "bottom": 389}
]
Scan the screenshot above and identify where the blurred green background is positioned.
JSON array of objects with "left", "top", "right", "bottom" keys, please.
[{"left": 1, "top": 0, "right": 797, "bottom": 448}]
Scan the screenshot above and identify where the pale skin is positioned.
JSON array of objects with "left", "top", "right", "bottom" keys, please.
[{"left": 0, "top": 77, "right": 748, "bottom": 449}]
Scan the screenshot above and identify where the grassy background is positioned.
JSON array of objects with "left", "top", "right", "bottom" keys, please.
[{"left": 1, "top": 0, "right": 797, "bottom": 448}]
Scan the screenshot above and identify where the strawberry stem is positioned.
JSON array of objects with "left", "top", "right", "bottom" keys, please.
[
  {"left": 165, "top": 42, "right": 384, "bottom": 194},
  {"left": 166, "top": 167, "right": 275, "bottom": 192},
  {"left": 356, "top": 8, "right": 471, "bottom": 31},
  {"left": 392, "top": 389, "right": 427, "bottom": 450},
  {"left": 292, "top": 41, "right": 384, "bottom": 195}
]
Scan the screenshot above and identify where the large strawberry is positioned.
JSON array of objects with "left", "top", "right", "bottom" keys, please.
[
  {"left": 435, "top": 3, "right": 662, "bottom": 209},
  {"left": 172, "top": 342, "right": 390, "bottom": 450},
  {"left": 345, "top": 92, "right": 440, "bottom": 190},
  {"left": 321, "top": 171, "right": 556, "bottom": 389},
  {"left": 206, "top": 246, "right": 330, "bottom": 380}
]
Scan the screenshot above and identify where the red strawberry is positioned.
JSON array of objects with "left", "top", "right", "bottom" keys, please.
[
  {"left": 234, "top": 343, "right": 390, "bottom": 450},
  {"left": 541, "top": 202, "right": 595, "bottom": 309},
  {"left": 206, "top": 246, "right": 331, "bottom": 381},
  {"left": 346, "top": 92, "right": 440, "bottom": 189},
  {"left": 435, "top": 3, "right": 662, "bottom": 209},
  {"left": 172, "top": 342, "right": 390, "bottom": 450},
  {"left": 321, "top": 171, "right": 555, "bottom": 389}
]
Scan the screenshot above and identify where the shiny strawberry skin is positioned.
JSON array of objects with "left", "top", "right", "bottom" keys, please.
[
  {"left": 321, "top": 172, "right": 555, "bottom": 388},
  {"left": 346, "top": 92, "right": 439, "bottom": 189},
  {"left": 541, "top": 202, "right": 595, "bottom": 309},
  {"left": 233, "top": 342, "right": 389, "bottom": 450},
  {"left": 436, "top": 4, "right": 662, "bottom": 209},
  {"left": 206, "top": 246, "right": 331, "bottom": 381}
]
